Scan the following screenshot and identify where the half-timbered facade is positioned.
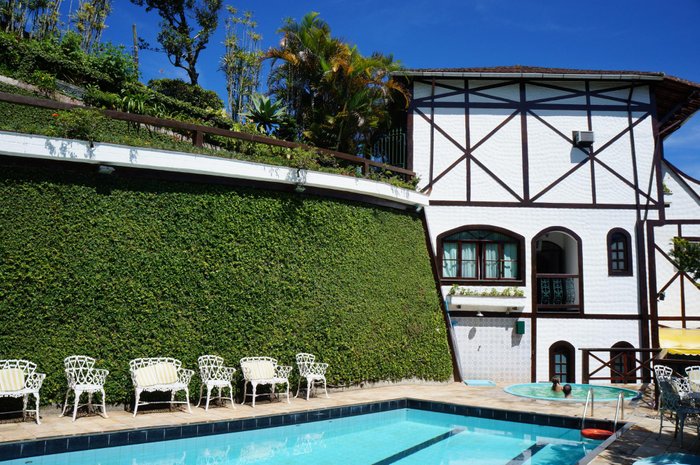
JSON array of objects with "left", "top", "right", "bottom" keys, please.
[{"left": 395, "top": 66, "right": 700, "bottom": 383}]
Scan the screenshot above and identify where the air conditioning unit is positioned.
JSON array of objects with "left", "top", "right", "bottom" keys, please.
[{"left": 573, "top": 130, "right": 594, "bottom": 147}]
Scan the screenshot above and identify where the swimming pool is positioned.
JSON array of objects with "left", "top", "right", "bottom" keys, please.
[
  {"left": 505, "top": 383, "right": 638, "bottom": 402},
  {"left": 1, "top": 404, "right": 608, "bottom": 465}
]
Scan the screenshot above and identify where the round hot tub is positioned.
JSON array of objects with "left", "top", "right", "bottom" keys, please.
[{"left": 504, "top": 382, "right": 638, "bottom": 402}]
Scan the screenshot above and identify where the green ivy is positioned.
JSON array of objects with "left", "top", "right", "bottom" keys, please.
[{"left": 0, "top": 166, "right": 452, "bottom": 405}]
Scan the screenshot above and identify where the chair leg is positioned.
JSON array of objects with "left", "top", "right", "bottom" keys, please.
[
  {"left": 217, "top": 386, "right": 222, "bottom": 406},
  {"left": 196, "top": 384, "right": 204, "bottom": 408},
  {"left": 185, "top": 388, "right": 192, "bottom": 414},
  {"left": 22, "top": 395, "right": 28, "bottom": 421},
  {"left": 252, "top": 383, "right": 257, "bottom": 408},
  {"left": 323, "top": 378, "right": 329, "bottom": 398},
  {"left": 271, "top": 383, "right": 276, "bottom": 401},
  {"left": 133, "top": 389, "right": 141, "bottom": 417},
  {"left": 306, "top": 378, "right": 311, "bottom": 401},
  {"left": 169, "top": 391, "right": 175, "bottom": 411},
  {"left": 678, "top": 413, "right": 686, "bottom": 446},
  {"left": 229, "top": 383, "right": 235, "bottom": 409},
  {"left": 242, "top": 381, "right": 248, "bottom": 405},
  {"left": 88, "top": 392, "right": 94, "bottom": 413},
  {"left": 295, "top": 377, "right": 302, "bottom": 398},
  {"left": 286, "top": 381, "right": 290, "bottom": 404},
  {"left": 205, "top": 386, "right": 212, "bottom": 412},
  {"left": 33, "top": 392, "right": 41, "bottom": 425},
  {"left": 72, "top": 389, "right": 82, "bottom": 422},
  {"left": 59, "top": 388, "right": 71, "bottom": 417},
  {"left": 100, "top": 388, "right": 109, "bottom": 418}
]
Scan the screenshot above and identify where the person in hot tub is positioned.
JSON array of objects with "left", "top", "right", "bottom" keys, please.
[
  {"left": 551, "top": 377, "right": 564, "bottom": 392},
  {"left": 563, "top": 384, "right": 573, "bottom": 398}
]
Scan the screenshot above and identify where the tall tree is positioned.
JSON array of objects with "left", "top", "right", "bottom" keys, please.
[
  {"left": 73, "top": 0, "right": 111, "bottom": 53},
  {"left": 221, "top": 5, "right": 262, "bottom": 122},
  {"left": 130, "top": 0, "right": 223, "bottom": 85},
  {"left": 267, "top": 12, "right": 407, "bottom": 154},
  {"left": 29, "top": 0, "right": 63, "bottom": 40},
  {"left": 1, "top": 0, "right": 30, "bottom": 34}
]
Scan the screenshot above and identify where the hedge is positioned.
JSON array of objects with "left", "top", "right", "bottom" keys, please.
[{"left": 0, "top": 165, "right": 452, "bottom": 405}]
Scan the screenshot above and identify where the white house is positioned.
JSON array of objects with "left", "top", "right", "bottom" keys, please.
[{"left": 394, "top": 66, "right": 700, "bottom": 384}]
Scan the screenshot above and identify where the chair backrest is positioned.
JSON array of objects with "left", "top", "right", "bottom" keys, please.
[
  {"left": 240, "top": 357, "right": 276, "bottom": 380},
  {"left": 296, "top": 353, "right": 316, "bottom": 376},
  {"left": 0, "top": 360, "right": 36, "bottom": 392},
  {"left": 130, "top": 358, "right": 181, "bottom": 387},
  {"left": 686, "top": 366, "right": 700, "bottom": 383},
  {"left": 64, "top": 355, "right": 96, "bottom": 385},
  {"left": 658, "top": 378, "right": 683, "bottom": 411},
  {"left": 198, "top": 355, "right": 225, "bottom": 381},
  {"left": 654, "top": 364, "right": 673, "bottom": 381}
]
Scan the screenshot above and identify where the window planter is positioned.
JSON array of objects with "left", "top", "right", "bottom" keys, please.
[{"left": 447, "top": 294, "right": 527, "bottom": 312}]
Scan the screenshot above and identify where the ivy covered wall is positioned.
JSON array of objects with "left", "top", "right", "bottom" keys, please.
[{"left": 0, "top": 163, "right": 452, "bottom": 404}]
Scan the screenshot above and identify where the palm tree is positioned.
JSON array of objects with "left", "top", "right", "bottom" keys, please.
[{"left": 266, "top": 12, "right": 408, "bottom": 155}]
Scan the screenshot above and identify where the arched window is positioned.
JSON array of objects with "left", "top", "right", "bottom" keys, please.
[
  {"left": 549, "top": 341, "right": 575, "bottom": 383},
  {"left": 608, "top": 229, "right": 632, "bottom": 276},
  {"left": 438, "top": 226, "right": 524, "bottom": 284},
  {"left": 610, "top": 341, "right": 635, "bottom": 384}
]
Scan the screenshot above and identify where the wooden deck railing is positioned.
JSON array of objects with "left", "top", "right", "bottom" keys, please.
[
  {"left": 580, "top": 347, "right": 661, "bottom": 384},
  {"left": 0, "top": 91, "right": 415, "bottom": 180}
]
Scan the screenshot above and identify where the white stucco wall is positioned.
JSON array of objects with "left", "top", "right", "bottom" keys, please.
[
  {"left": 413, "top": 80, "right": 658, "bottom": 207},
  {"left": 427, "top": 205, "right": 641, "bottom": 315},
  {"left": 451, "top": 316, "right": 531, "bottom": 383},
  {"left": 536, "top": 319, "right": 641, "bottom": 384}
]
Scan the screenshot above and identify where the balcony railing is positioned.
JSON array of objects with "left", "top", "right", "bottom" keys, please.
[{"left": 536, "top": 274, "right": 580, "bottom": 312}]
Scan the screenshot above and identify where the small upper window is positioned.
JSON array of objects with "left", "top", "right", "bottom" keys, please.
[
  {"left": 439, "top": 228, "right": 522, "bottom": 283},
  {"left": 608, "top": 229, "right": 632, "bottom": 276}
]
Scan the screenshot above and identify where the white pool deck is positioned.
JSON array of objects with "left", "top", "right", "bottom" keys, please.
[{"left": 0, "top": 382, "right": 697, "bottom": 464}]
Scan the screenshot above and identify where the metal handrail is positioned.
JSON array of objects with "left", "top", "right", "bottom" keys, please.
[
  {"left": 581, "top": 387, "right": 594, "bottom": 429},
  {"left": 613, "top": 391, "right": 624, "bottom": 431}
]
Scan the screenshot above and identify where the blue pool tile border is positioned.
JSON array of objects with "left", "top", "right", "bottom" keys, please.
[{"left": 0, "top": 398, "right": 624, "bottom": 462}]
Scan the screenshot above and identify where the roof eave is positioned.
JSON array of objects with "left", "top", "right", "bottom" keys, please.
[{"left": 393, "top": 71, "right": 665, "bottom": 81}]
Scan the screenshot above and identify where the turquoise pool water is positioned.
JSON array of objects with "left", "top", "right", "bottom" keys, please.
[
  {"left": 1, "top": 408, "right": 602, "bottom": 465},
  {"left": 505, "top": 383, "right": 638, "bottom": 402}
]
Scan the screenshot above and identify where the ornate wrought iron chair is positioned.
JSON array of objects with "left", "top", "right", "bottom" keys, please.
[
  {"left": 295, "top": 353, "right": 329, "bottom": 400},
  {"left": 196, "top": 355, "right": 236, "bottom": 411},
  {"left": 0, "top": 359, "right": 45, "bottom": 424},
  {"left": 60, "top": 355, "right": 109, "bottom": 421},
  {"left": 240, "top": 356, "right": 292, "bottom": 408},
  {"left": 657, "top": 377, "right": 700, "bottom": 445},
  {"left": 129, "top": 357, "right": 194, "bottom": 416}
]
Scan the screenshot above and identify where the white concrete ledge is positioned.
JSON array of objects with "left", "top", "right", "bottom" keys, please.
[{"left": 0, "top": 131, "right": 429, "bottom": 207}]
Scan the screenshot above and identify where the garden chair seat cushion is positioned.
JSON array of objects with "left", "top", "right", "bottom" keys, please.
[
  {"left": 0, "top": 368, "right": 25, "bottom": 392},
  {"left": 134, "top": 362, "right": 178, "bottom": 387},
  {"left": 245, "top": 360, "right": 275, "bottom": 380}
]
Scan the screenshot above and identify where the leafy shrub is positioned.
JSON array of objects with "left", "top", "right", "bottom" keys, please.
[
  {"left": 0, "top": 166, "right": 452, "bottom": 404},
  {"left": 0, "top": 31, "right": 137, "bottom": 92},
  {"left": 148, "top": 78, "right": 223, "bottom": 110},
  {"left": 49, "top": 108, "right": 107, "bottom": 141},
  {"left": 29, "top": 70, "right": 56, "bottom": 96}
]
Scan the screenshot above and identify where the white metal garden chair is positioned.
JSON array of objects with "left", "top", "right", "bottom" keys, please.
[
  {"left": 129, "top": 357, "right": 194, "bottom": 416},
  {"left": 196, "top": 355, "right": 236, "bottom": 411},
  {"left": 685, "top": 366, "right": 700, "bottom": 392},
  {"left": 657, "top": 377, "right": 700, "bottom": 445},
  {"left": 295, "top": 353, "right": 329, "bottom": 400},
  {"left": 0, "top": 359, "right": 45, "bottom": 424},
  {"left": 240, "top": 356, "right": 292, "bottom": 408},
  {"left": 60, "top": 355, "right": 109, "bottom": 421}
]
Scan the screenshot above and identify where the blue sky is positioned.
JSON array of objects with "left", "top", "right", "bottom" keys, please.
[{"left": 71, "top": 0, "right": 700, "bottom": 177}]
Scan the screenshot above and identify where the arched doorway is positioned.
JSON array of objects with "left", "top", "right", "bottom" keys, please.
[
  {"left": 533, "top": 228, "right": 583, "bottom": 313},
  {"left": 549, "top": 340, "right": 575, "bottom": 383},
  {"left": 610, "top": 341, "right": 635, "bottom": 384}
]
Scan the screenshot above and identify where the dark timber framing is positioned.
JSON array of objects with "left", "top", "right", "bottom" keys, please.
[
  {"left": 405, "top": 73, "right": 700, "bottom": 383},
  {"left": 410, "top": 79, "right": 657, "bottom": 209}
]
